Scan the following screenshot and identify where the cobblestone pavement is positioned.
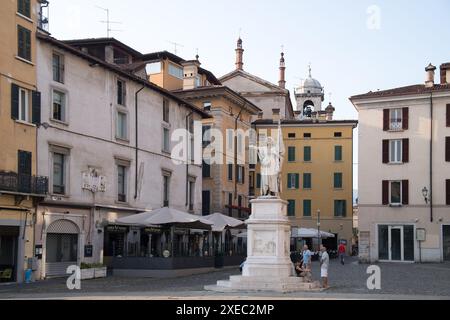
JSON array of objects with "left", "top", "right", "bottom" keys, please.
[{"left": 1, "top": 257, "right": 449, "bottom": 299}]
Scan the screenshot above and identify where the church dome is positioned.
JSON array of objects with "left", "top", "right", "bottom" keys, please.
[{"left": 295, "top": 66, "right": 323, "bottom": 95}]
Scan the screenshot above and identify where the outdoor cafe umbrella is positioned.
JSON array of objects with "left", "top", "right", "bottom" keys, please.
[
  {"left": 116, "top": 207, "right": 213, "bottom": 230},
  {"left": 203, "top": 212, "right": 246, "bottom": 232},
  {"left": 291, "top": 227, "right": 335, "bottom": 239}
]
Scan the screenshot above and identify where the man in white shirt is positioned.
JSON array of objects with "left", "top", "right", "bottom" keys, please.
[{"left": 319, "top": 244, "right": 329, "bottom": 289}]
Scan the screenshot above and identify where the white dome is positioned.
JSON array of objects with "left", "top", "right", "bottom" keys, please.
[{"left": 297, "top": 76, "right": 323, "bottom": 94}]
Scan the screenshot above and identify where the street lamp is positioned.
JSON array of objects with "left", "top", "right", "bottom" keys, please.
[
  {"left": 422, "top": 187, "right": 429, "bottom": 204},
  {"left": 317, "top": 209, "right": 321, "bottom": 252}
]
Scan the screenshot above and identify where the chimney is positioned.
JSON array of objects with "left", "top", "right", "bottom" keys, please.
[
  {"left": 257, "top": 111, "right": 264, "bottom": 120},
  {"left": 235, "top": 38, "right": 244, "bottom": 70},
  {"left": 325, "top": 102, "right": 335, "bottom": 121},
  {"left": 182, "top": 59, "right": 201, "bottom": 90},
  {"left": 105, "top": 45, "right": 114, "bottom": 64},
  {"left": 272, "top": 108, "right": 280, "bottom": 122},
  {"left": 425, "top": 63, "right": 436, "bottom": 88},
  {"left": 278, "top": 52, "right": 286, "bottom": 89},
  {"left": 440, "top": 63, "right": 450, "bottom": 84}
]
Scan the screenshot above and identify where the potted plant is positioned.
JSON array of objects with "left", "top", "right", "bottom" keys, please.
[
  {"left": 92, "top": 263, "right": 107, "bottom": 278},
  {"left": 80, "top": 263, "right": 95, "bottom": 280}
]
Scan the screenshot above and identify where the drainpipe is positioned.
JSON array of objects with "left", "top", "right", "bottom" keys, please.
[
  {"left": 134, "top": 86, "right": 145, "bottom": 199},
  {"left": 430, "top": 92, "right": 433, "bottom": 222},
  {"left": 185, "top": 110, "right": 193, "bottom": 206},
  {"left": 234, "top": 106, "right": 244, "bottom": 200}
]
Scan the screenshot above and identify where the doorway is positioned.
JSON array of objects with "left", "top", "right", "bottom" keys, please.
[
  {"left": 0, "top": 226, "right": 19, "bottom": 283},
  {"left": 378, "top": 225, "right": 414, "bottom": 261},
  {"left": 443, "top": 225, "right": 450, "bottom": 261}
]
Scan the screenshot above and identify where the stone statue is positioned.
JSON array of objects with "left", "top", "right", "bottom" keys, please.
[{"left": 258, "top": 120, "right": 284, "bottom": 197}]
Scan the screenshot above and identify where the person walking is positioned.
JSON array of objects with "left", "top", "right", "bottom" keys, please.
[
  {"left": 302, "top": 245, "right": 312, "bottom": 270},
  {"left": 338, "top": 242, "right": 346, "bottom": 265},
  {"left": 320, "top": 244, "right": 329, "bottom": 289}
]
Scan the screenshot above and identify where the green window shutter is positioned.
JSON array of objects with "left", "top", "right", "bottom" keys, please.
[
  {"left": 334, "top": 200, "right": 346, "bottom": 217},
  {"left": 11, "top": 83, "right": 19, "bottom": 120},
  {"left": 288, "top": 146, "right": 295, "bottom": 162},
  {"left": 304, "top": 146, "right": 311, "bottom": 161},
  {"left": 32, "top": 91, "right": 41, "bottom": 125},
  {"left": 287, "top": 173, "right": 292, "bottom": 188},
  {"left": 303, "top": 200, "right": 311, "bottom": 217},
  {"left": 334, "top": 173, "right": 342, "bottom": 188},
  {"left": 295, "top": 174, "right": 300, "bottom": 189},
  {"left": 303, "top": 173, "right": 311, "bottom": 189},
  {"left": 335, "top": 146, "right": 342, "bottom": 161},
  {"left": 287, "top": 200, "right": 295, "bottom": 216},
  {"left": 256, "top": 173, "right": 261, "bottom": 188}
]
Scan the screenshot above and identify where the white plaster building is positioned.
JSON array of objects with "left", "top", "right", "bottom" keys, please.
[
  {"left": 34, "top": 33, "right": 208, "bottom": 278},
  {"left": 351, "top": 63, "right": 450, "bottom": 263}
]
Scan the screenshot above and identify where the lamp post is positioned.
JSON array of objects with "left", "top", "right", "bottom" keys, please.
[{"left": 317, "top": 209, "right": 321, "bottom": 252}]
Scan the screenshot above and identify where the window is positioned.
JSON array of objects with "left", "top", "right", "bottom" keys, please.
[
  {"left": 163, "top": 175, "right": 170, "bottom": 207},
  {"left": 287, "top": 173, "right": 299, "bottom": 189},
  {"left": 117, "top": 80, "right": 126, "bottom": 105},
  {"left": 203, "top": 102, "right": 211, "bottom": 111},
  {"left": 162, "top": 127, "right": 170, "bottom": 152},
  {"left": 52, "top": 53, "right": 64, "bottom": 83},
  {"left": 256, "top": 173, "right": 261, "bottom": 189},
  {"left": 18, "top": 87, "right": 29, "bottom": 122},
  {"left": 227, "top": 164, "right": 233, "bottom": 181},
  {"left": 303, "top": 133, "right": 311, "bottom": 138},
  {"left": 389, "top": 140, "right": 402, "bottom": 163},
  {"left": 17, "top": 0, "right": 31, "bottom": 18},
  {"left": 195, "top": 75, "right": 202, "bottom": 87},
  {"left": 18, "top": 150, "right": 32, "bottom": 193},
  {"left": 287, "top": 200, "right": 296, "bottom": 217},
  {"left": 334, "top": 200, "right": 346, "bottom": 217},
  {"left": 446, "top": 137, "right": 450, "bottom": 162},
  {"left": 227, "top": 130, "right": 233, "bottom": 150},
  {"left": 335, "top": 145, "right": 342, "bottom": 161},
  {"left": 288, "top": 146, "right": 296, "bottom": 162},
  {"left": 334, "top": 132, "right": 342, "bottom": 137},
  {"left": 52, "top": 90, "right": 66, "bottom": 122},
  {"left": 116, "top": 111, "right": 127, "bottom": 140},
  {"left": 303, "top": 173, "right": 311, "bottom": 189},
  {"left": 117, "top": 165, "right": 126, "bottom": 202},
  {"left": 334, "top": 173, "right": 343, "bottom": 189},
  {"left": 168, "top": 63, "right": 183, "bottom": 79},
  {"left": 304, "top": 146, "right": 311, "bottom": 162},
  {"left": 202, "top": 190, "right": 211, "bottom": 215},
  {"left": 163, "top": 99, "right": 169, "bottom": 122},
  {"left": 202, "top": 125, "right": 211, "bottom": 147},
  {"left": 202, "top": 161, "right": 211, "bottom": 178},
  {"left": 390, "top": 181, "right": 401, "bottom": 205},
  {"left": 288, "top": 133, "right": 296, "bottom": 138},
  {"left": 446, "top": 180, "right": 450, "bottom": 206},
  {"left": 303, "top": 200, "right": 311, "bottom": 217},
  {"left": 146, "top": 62, "right": 161, "bottom": 74},
  {"left": 17, "top": 25, "right": 31, "bottom": 61},
  {"left": 53, "top": 153, "right": 65, "bottom": 195},
  {"left": 389, "top": 108, "right": 403, "bottom": 130},
  {"left": 188, "top": 180, "right": 195, "bottom": 211},
  {"left": 237, "top": 165, "right": 244, "bottom": 184},
  {"left": 237, "top": 133, "right": 243, "bottom": 155},
  {"left": 228, "top": 193, "right": 233, "bottom": 216}
]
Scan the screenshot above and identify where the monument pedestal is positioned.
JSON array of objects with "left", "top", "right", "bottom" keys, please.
[{"left": 205, "top": 197, "right": 321, "bottom": 293}]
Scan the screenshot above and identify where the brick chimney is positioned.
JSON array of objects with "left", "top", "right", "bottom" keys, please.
[
  {"left": 235, "top": 38, "right": 244, "bottom": 70},
  {"left": 425, "top": 63, "right": 436, "bottom": 88},
  {"left": 182, "top": 59, "right": 201, "bottom": 90},
  {"left": 440, "top": 63, "right": 450, "bottom": 84}
]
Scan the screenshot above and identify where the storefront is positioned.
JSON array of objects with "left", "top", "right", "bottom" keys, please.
[
  {"left": 0, "top": 226, "right": 19, "bottom": 283},
  {"left": 378, "top": 224, "right": 414, "bottom": 261}
]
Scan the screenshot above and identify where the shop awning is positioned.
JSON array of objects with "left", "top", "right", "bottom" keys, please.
[
  {"left": 291, "top": 228, "right": 335, "bottom": 239},
  {"left": 115, "top": 207, "right": 213, "bottom": 230},
  {"left": 202, "top": 212, "right": 246, "bottom": 232}
]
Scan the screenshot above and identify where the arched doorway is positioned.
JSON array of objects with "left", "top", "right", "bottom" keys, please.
[
  {"left": 45, "top": 219, "right": 79, "bottom": 277},
  {"left": 303, "top": 100, "right": 314, "bottom": 116}
]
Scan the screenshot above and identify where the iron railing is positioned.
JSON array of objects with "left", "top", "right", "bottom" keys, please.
[{"left": 0, "top": 171, "right": 48, "bottom": 195}]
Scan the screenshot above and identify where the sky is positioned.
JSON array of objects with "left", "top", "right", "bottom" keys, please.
[{"left": 46, "top": 0, "right": 450, "bottom": 190}]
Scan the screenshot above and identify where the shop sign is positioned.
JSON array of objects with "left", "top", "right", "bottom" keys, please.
[
  {"left": 84, "top": 245, "right": 93, "bottom": 257},
  {"left": 106, "top": 225, "right": 128, "bottom": 233},
  {"left": 416, "top": 228, "right": 426, "bottom": 241}
]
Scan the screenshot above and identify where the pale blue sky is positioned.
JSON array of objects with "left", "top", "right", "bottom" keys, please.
[{"left": 48, "top": 0, "right": 450, "bottom": 190}]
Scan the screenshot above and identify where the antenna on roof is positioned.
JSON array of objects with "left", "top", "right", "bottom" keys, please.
[
  {"left": 166, "top": 41, "right": 184, "bottom": 54},
  {"left": 96, "top": 6, "right": 122, "bottom": 37}
]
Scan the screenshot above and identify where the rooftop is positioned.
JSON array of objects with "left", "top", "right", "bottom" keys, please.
[{"left": 350, "top": 83, "right": 450, "bottom": 100}]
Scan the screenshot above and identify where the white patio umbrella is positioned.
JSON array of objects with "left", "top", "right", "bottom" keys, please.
[
  {"left": 291, "top": 228, "right": 335, "bottom": 239},
  {"left": 116, "top": 207, "right": 213, "bottom": 230},
  {"left": 203, "top": 212, "right": 246, "bottom": 232}
]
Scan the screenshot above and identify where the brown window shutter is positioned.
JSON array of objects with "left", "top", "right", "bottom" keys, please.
[
  {"left": 402, "top": 107, "right": 409, "bottom": 130},
  {"left": 447, "top": 104, "right": 450, "bottom": 127},
  {"left": 382, "top": 180, "right": 389, "bottom": 205},
  {"left": 383, "top": 109, "right": 389, "bottom": 131},
  {"left": 446, "top": 180, "right": 450, "bottom": 205},
  {"left": 446, "top": 137, "right": 450, "bottom": 162},
  {"left": 402, "top": 138, "right": 409, "bottom": 163},
  {"left": 382, "top": 140, "right": 389, "bottom": 163},
  {"left": 402, "top": 180, "right": 409, "bottom": 205}
]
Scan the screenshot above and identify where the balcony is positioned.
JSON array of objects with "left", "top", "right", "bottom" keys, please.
[{"left": 0, "top": 171, "right": 48, "bottom": 196}]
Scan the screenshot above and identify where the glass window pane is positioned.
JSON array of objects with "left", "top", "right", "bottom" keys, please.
[
  {"left": 403, "top": 225, "right": 414, "bottom": 261},
  {"left": 391, "top": 181, "right": 401, "bottom": 203},
  {"left": 378, "top": 225, "right": 389, "bottom": 260}
]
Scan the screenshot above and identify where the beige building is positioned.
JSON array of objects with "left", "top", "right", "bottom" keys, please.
[
  {"left": 0, "top": 0, "right": 49, "bottom": 283},
  {"left": 351, "top": 62, "right": 450, "bottom": 262}
]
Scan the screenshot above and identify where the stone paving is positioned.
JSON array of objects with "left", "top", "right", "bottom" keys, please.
[{"left": 0, "top": 257, "right": 449, "bottom": 299}]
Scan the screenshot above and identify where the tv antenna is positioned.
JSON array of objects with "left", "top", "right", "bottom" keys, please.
[
  {"left": 96, "top": 6, "right": 122, "bottom": 37},
  {"left": 166, "top": 41, "right": 184, "bottom": 54}
]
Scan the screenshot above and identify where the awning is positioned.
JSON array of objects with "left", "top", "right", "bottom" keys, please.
[
  {"left": 291, "top": 228, "right": 335, "bottom": 239},
  {"left": 202, "top": 212, "right": 246, "bottom": 232},
  {"left": 115, "top": 207, "right": 213, "bottom": 230}
]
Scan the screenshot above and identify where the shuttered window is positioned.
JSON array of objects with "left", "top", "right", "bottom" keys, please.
[
  {"left": 17, "top": 0, "right": 31, "bottom": 17},
  {"left": 303, "top": 200, "right": 311, "bottom": 217},
  {"left": 446, "top": 137, "right": 450, "bottom": 162},
  {"left": 335, "top": 145, "right": 342, "bottom": 161},
  {"left": 334, "top": 173, "right": 343, "bottom": 189},
  {"left": 288, "top": 146, "right": 296, "bottom": 162},
  {"left": 303, "top": 173, "right": 311, "bottom": 189},
  {"left": 287, "top": 200, "right": 296, "bottom": 216},
  {"left": 18, "top": 25, "right": 31, "bottom": 61},
  {"left": 446, "top": 180, "right": 450, "bottom": 206},
  {"left": 334, "top": 200, "right": 346, "bottom": 217},
  {"left": 446, "top": 104, "right": 450, "bottom": 127},
  {"left": 287, "top": 173, "right": 299, "bottom": 189},
  {"left": 383, "top": 139, "right": 409, "bottom": 163},
  {"left": 227, "top": 163, "right": 233, "bottom": 181},
  {"left": 304, "top": 146, "right": 311, "bottom": 162}
]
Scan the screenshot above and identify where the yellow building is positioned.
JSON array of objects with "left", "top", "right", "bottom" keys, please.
[
  {"left": 0, "top": 0, "right": 48, "bottom": 283},
  {"left": 253, "top": 112, "right": 357, "bottom": 253}
]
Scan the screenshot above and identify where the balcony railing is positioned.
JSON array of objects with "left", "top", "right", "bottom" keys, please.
[{"left": 0, "top": 171, "right": 48, "bottom": 195}]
